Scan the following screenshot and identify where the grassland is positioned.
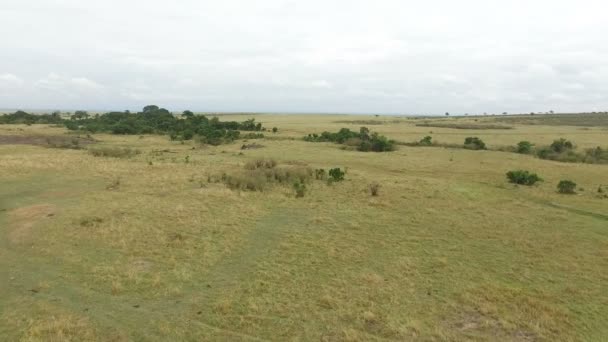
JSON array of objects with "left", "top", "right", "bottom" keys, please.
[{"left": 1, "top": 114, "right": 607, "bottom": 341}]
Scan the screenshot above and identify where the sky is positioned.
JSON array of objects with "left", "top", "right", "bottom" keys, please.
[{"left": 1, "top": 0, "right": 607, "bottom": 114}]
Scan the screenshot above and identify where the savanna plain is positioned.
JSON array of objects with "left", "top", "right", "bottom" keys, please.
[{"left": 1, "top": 113, "right": 607, "bottom": 341}]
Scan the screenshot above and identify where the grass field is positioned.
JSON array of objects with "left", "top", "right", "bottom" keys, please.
[{"left": 1, "top": 114, "right": 607, "bottom": 341}]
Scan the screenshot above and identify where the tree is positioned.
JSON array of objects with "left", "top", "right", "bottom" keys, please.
[
  {"left": 71, "top": 110, "right": 89, "bottom": 120},
  {"left": 182, "top": 110, "right": 194, "bottom": 118},
  {"left": 143, "top": 105, "right": 160, "bottom": 113},
  {"left": 445, "top": 112, "right": 450, "bottom": 117}
]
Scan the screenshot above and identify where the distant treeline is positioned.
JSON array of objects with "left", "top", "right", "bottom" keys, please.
[
  {"left": 0, "top": 110, "right": 63, "bottom": 124},
  {"left": 0, "top": 106, "right": 265, "bottom": 145}
]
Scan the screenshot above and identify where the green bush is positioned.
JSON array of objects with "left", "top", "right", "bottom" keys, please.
[
  {"left": 57, "top": 105, "right": 264, "bottom": 145},
  {"left": 534, "top": 139, "right": 608, "bottom": 164},
  {"left": 419, "top": 136, "right": 433, "bottom": 146},
  {"left": 89, "top": 147, "right": 140, "bottom": 158},
  {"left": 304, "top": 127, "right": 395, "bottom": 152},
  {"left": 328, "top": 168, "right": 345, "bottom": 182},
  {"left": 557, "top": 180, "right": 577, "bottom": 194},
  {"left": 463, "top": 137, "right": 486, "bottom": 150},
  {"left": 550, "top": 138, "right": 574, "bottom": 153},
  {"left": 293, "top": 181, "right": 306, "bottom": 198},
  {"left": 506, "top": 170, "right": 542, "bottom": 186},
  {"left": 516, "top": 141, "right": 534, "bottom": 154}
]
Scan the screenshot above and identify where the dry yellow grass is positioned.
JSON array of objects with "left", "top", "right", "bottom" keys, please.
[{"left": 1, "top": 115, "right": 607, "bottom": 341}]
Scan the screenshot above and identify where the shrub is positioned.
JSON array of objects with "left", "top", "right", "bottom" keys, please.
[
  {"left": 315, "top": 169, "right": 326, "bottom": 180},
  {"left": 89, "top": 147, "right": 140, "bottom": 158},
  {"left": 222, "top": 162, "right": 312, "bottom": 192},
  {"left": 550, "top": 138, "right": 574, "bottom": 153},
  {"left": 293, "top": 181, "right": 306, "bottom": 198},
  {"left": 557, "top": 180, "right": 577, "bottom": 194},
  {"left": 368, "top": 183, "right": 380, "bottom": 196},
  {"left": 506, "top": 170, "right": 542, "bottom": 186},
  {"left": 419, "top": 136, "right": 433, "bottom": 146},
  {"left": 244, "top": 158, "right": 277, "bottom": 170},
  {"left": 241, "top": 132, "right": 264, "bottom": 139},
  {"left": 534, "top": 139, "right": 608, "bottom": 164},
  {"left": 463, "top": 137, "right": 486, "bottom": 150},
  {"left": 272, "top": 127, "right": 278, "bottom": 133},
  {"left": 223, "top": 172, "right": 268, "bottom": 191},
  {"left": 583, "top": 146, "right": 608, "bottom": 164},
  {"left": 304, "top": 127, "right": 395, "bottom": 152},
  {"left": 328, "top": 168, "right": 345, "bottom": 182},
  {"left": 516, "top": 141, "right": 534, "bottom": 154}
]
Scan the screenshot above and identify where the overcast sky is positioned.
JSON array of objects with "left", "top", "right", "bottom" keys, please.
[{"left": 1, "top": 0, "right": 607, "bottom": 114}]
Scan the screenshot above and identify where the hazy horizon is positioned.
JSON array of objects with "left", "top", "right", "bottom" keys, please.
[{"left": 2, "top": 1, "right": 607, "bottom": 114}]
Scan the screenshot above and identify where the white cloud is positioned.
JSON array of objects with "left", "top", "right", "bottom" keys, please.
[
  {"left": 0, "top": 73, "right": 24, "bottom": 87},
  {"left": 0, "top": 0, "right": 607, "bottom": 113}
]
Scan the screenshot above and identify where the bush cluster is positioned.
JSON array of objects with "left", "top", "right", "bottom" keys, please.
[
  {"left": 89, "top": 147, "right": 141, "bottom": 158},
  {"left": 328, "top": 168, "right": 345, "bottom": 182},
  {"left": 62, "top": 105, "right": 264, "bottom": 145},
  {"left": 0, "top": 110, "right": 64, "bottom": 125},
  {"left": 419, "top": 136, "right": 433, "bottom": 146},
  {"left": 533, "top": 139, "right": 608, "bottom": 164},
  {"left": 557, "top": 180, "right": 577, "bottom": 194},
  {"left": 516, "top": 141, "right": 534, "bottom": 154},
  {"left": 463, "top": 137, "right": 486, "bottom": 150},
  {"left": 220, "top": 159, "right": 312, "bottom": 192},
  {"left": 304, "top": 127, "right": 395, "bottom": 152},
  {"left": 506, "top": 170, "right": 542, "bottom": 185}
]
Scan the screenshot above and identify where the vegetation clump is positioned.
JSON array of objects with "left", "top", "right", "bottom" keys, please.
[
  {"left": 368, "top": 182, "right": 380, "bottom": 196},
  {"left": 304, "top": 127, "right": 395, "bottom": 152},
  {"left": 293, "top": 181, "right": 306, "bottom": 198},
  {"left": 557, "top": 180, "right": 577, "bottom": 194},
  {"left": 534, "top": 139, "right": 608, "bottom": 164},
  {"left": 221, "top": 159, "right": 312, "bottom": 192},
  {"left": 415, "top": 122, "right": 513, "bottom": 130},
  {"left": 463, "top": 137, "right": 486, "bottom": 150},
  {"left": 89, "top": 147, "right": 141, "bottom": 158},
  {"left": 61, "top": 105, "right": 264, "bottom": 145},
  {"left": 0, "top": 110, "right": 64, "bottom": 125},
  {"left": 328, "top": 168, "right": 345, "bottom": 182},
  {"left": 506, "top": 170, "right": 542, "bottom": 186},
  {"left": 583, "top": 146, "right": 608, "bottom": 164},
  {"left": 419, "top": 136, "right": 433, "bottom": 146},
  {"left": 516, "top": 141, "right": 534, "bottom": 154},
  {"left": 314, "top": 169, "right": 327, "bottom": 180}
]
